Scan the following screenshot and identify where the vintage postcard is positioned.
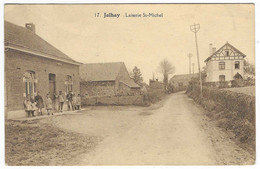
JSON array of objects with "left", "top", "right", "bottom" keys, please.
[{"left": 3, "top": 3, "right": 255, "bottom": 166}]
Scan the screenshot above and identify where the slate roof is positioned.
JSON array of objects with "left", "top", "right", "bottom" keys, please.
[
  {"left": 80, "top": 62, "right": 140, "bottom": 88},
  {"left": 80, "top": 62, "right": 124, "bottom": 81},
  {"left": 4, "top": 21, "right": 80, "bottom": 65}
]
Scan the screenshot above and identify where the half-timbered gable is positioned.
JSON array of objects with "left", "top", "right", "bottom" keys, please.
[
  {"left": 204, "top": 42, "right": 246, "bottom": 82},
  {"left": 205, "top": 43, "right": 246, "bottom": 62}
]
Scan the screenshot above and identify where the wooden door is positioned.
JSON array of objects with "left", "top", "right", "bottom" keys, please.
[{"left": 49, "top": 74, "right": 56, "bottom": 103}]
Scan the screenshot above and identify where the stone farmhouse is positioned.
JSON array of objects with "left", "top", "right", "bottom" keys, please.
[
  {"left": 204, "top": 42, "right": 246, "bottom": 82},
  {"left": 80, "top": 62, "right": 141, "bottom": 98},
  {"left": 5, "top": 21, "right": 81, "bottom": 119}
]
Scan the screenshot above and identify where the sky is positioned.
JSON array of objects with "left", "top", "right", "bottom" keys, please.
[{"left": 4, "top": 4, "right": 255, "bottom": 83}]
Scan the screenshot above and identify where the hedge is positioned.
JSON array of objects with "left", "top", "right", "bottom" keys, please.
[{"left": 187, "top": 85, "right": 255, "bottom": 124}]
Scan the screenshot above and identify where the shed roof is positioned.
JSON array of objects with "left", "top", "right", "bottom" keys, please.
[{"left": 4, "top": 21, "right": 80, "bottom": 65}]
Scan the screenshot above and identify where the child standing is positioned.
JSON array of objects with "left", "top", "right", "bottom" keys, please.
[
  {"left": 57, "top": 91, "right": 64, "bottom": 112},
  {"left": 76, "top": 94, "right": 81, "bottom": 110},
  {"left": 45, "top": 94, "right": 53, "bottom": 115},
  {"left": 30, "top": 95, "right": 37, "bottom": 117},
  {"left": 72, "top": 94, "right": 77, "bottom": 110},
  {"left": 24, "top": 96, "right": 32, "bottom": 117}
]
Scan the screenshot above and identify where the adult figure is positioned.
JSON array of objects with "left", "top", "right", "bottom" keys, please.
[
  {"left": 34, "top": 91, "right": 44, "bottom": 116},
  {"left": 66, "top": 91, "right": 73, "bottom": 111}
]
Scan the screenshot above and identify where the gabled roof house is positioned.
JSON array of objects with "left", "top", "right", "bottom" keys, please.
[
  {"left": 5, "top": 21, "right": 81, "bottom": 119},
  {"left": 204, "top": 42, "right": 246, "bottom": 82}
]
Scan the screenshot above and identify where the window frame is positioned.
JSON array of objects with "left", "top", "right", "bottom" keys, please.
[
  {"left": 235, "top": 61, "right": 240, "bottom": 69},
  {"left": 23, "top": 71, "right": 36, "bottom": 97},
  {"left": 66, "top": 75, "right": 73, "bottom": 94},
  {"left": 219, "top": 62, "right": 225, "bottom": 70}
]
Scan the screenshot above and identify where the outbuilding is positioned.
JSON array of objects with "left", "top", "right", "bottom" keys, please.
[{"left": 80, "top": 62, "right": 141, "bottom": 98}]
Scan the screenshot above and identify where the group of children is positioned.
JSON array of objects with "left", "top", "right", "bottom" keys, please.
[
  {"left": 24, "top": 91, "right": 81, "bottom": 118},
  {"left": 66, "top": 91, "right": 81, "bottom": 111}
]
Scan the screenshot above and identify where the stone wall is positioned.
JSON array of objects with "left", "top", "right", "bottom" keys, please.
[
  {"left": 81, "top": 95, "right": 144, "bottom": 106},
  {"left": 80, "top": 81, "right": 116, "bottom": 97},
  {"left": 80, "top": 81, "right": 143, "bottom": 105}
]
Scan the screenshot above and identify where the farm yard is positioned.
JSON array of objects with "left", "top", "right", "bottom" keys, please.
[{"left": 221, "top": 86, "right": 255, "bottom": 96}]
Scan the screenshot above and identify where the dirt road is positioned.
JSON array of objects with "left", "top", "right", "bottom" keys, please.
[{"left": 43, "top": 92, "right": 254, "bottom": 165}]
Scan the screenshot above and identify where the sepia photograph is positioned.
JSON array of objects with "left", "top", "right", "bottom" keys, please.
[{"left": 2, "top": 2, "right": 256, "bottom": 166}]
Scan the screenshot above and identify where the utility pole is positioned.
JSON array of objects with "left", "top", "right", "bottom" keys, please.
[
  {"left": 188, "top": 53, "right": 192, "bottom": 74},
  {"left": 192, "top": 62, "right": 195, "bottom": 74},
  {"left": 190, "top": 23, "right": 202, "bottom": 97}
]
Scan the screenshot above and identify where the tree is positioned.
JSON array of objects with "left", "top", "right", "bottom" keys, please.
[
  {"left": 132, "top": 66, "right": 143, "bottom": 85},
  {"left": 244, "top": 60, "right": 255, "bottom": 75},
  {"left": 158, "top": 59, "right": 175, "bottom": 87},
  {"left": 128, "top": 69, "right": 134, "bottom": 78}
]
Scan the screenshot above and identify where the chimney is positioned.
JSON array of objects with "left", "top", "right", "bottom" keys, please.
[
  {"left": 212, "top": 47, "right": 216, "bottom": 54},
  {"left": 25, "top": 23, "right": 35, "bottom": 33},
  {"left": 209, "top": 43, "right": 213, "bottom": 55}
]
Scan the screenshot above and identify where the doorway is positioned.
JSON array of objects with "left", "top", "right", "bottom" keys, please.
[
  {"left": 49, "top": 74, "right": 56, "bottom": 105},
  {"left": 219, "top": 75, "right": 225, "bottom": 82}
]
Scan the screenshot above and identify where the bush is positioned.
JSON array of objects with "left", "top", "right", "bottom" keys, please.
[
  {"left": 244, "top": 78, "right": 255, "bottom": 86},
  {"left": 231, "top": 79, "right": 244, "bottom": 87},
  {"left": 219, "top": 81, "right": 229, "bottom": 88},
  {"left": 147, "top": 89, "right": 165, "bottom": 104}
]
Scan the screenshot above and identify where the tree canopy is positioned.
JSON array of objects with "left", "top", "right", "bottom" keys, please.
[
  {"left": 132, "top": 66, "right": 143, "bottom": 85},
  {"left": 158, "top": 59, "right": 175, "bottom": 85}
]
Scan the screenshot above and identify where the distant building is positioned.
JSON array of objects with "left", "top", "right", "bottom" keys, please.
[
  {"left": 5, "top": 21, "right": 81, "bottom": 119},
  {"left": 204, "top": 42, "right": 246, "bottom": 82},
  {"left": 169, "top": 74, "right": 199, "bottom": 91},
  {"left": 149, "top": 79, "right": 164, "bottom": 90},
  {"left": 80, "top": 62, "right": 140, "bottom": 97}
]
